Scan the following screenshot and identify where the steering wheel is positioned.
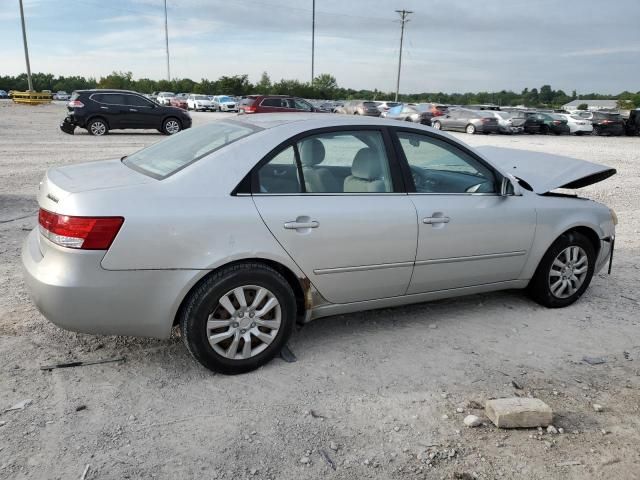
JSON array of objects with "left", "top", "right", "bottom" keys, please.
[{"left": 410, "top": 166, "right": 435, "bottom": 192}]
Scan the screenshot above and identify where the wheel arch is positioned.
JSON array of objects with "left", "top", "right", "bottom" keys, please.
[
  {"left": 173, "top": 258, "right": 308, "bottom": 328},
  {"left": 86, "top": 115, "right": 110, "bottom": 128}
]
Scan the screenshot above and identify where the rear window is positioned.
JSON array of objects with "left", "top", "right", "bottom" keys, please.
[
  {"left": 123, "top": 121, "right": 261, "bottom": 179},
  {"left": 363, "top": 102, "right": 377, "bottom": 107},
  {"left": 240, "top": 98, "right": 256, "bottom": 106}
]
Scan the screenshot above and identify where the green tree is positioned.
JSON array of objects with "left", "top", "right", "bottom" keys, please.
[
  {"left": 98, "top": 71, "right": 133, "bottom": 90},
  {"left": 313, "top": 73, "right": 337, "bottom": 98},
  {"left": 217, "top": 75, "right": 252, "bottom": 95},
  {"left": 255, "top": 72, "right": 272, "bottom": 94},
  {"left": 577, "top": 103, "right": 589, "bottom": 110}
]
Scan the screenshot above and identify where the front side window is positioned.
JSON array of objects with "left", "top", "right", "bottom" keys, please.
[
  {"left": 397, "top": 131, "right": 496, "bottom": 194},
  {"left": 124, "top": 121, "right": 260, "bottom": 179},
  {"left": 294, "top": 98, "right": 313, "bottom": 111},
  {"left": 126, "top": 94, "right": 153, "bottom": 107},
  {"left": 256, "top": 130, "right": 393, "bottom": 194}
]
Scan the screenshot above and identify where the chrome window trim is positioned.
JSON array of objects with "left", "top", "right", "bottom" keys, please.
[
  {"left": 415, "top": 250, "right": 527, "bottom": 266},
  {"left": 409, "top": 192, "right": 500, "bottom": 196},
  {"left": 89, "top": 93, "right": 154, "bottom": 108},
  {"left": 251, "top": 192, "right": 408, "bottom": 197},
  {"left": 314, "top": 261, "right": 414, "bottom": 275}
]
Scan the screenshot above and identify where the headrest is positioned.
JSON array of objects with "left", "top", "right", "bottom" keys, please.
[
  {"left": 299, "top": 138, "right": 326, "bottom": 167},
  {"left": 351, "top": 148, "right": 382, "bottom": 180}
]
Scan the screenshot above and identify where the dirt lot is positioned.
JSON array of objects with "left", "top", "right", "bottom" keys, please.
[{"left": 1, "top": 101, "right": 639, "bottom": 480}]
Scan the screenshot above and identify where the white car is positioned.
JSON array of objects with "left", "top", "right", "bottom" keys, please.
[
  {"left": 212, "top": 95, "right": 238, "bottom": 112},
  {"left": 187, "top": 94, "right": 215, "bottom": 111},
  {"left": 558, "top": 114, "right": 593, "bottom": 135},
  {"left": 156, "top": 92, "right": 175, "bottom": 105},
  {"left": 53, "top": 91, "right": 70, "bottom": 101}
]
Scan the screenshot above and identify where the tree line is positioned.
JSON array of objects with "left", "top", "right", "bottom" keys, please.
[{"left": 1, "top": 71, "right": 638, "bottom": 108}]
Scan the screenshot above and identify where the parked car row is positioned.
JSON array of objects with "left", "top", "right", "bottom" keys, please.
[{"left": 149, "top": 92, "right": 239, "bottom": 112}]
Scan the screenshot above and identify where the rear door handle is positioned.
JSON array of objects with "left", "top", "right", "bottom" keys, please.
[
  {"left": 100, "top": 106, "right": 108, "bottom": 109},
  {"left": 284, "top": 220, "right": 319, "bottom": 229},
  {"left": 423, "top": 216, "right": 450, "bottom": 224},
  {"left": 129, "top": 108, "right": 138, "bottom": 112}
]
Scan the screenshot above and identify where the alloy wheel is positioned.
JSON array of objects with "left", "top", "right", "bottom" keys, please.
[
  {"left": 206, "top": 285, "right": 281, "bottom": 360},
  {"left": 548, "top": 246, "right": 589, "bottom": 299},
  {"left": 165, "top": 120, "right": 180, "bottom": 134},
  {"left": 90, "top": 121, "right": 106, "bottom": 135}
]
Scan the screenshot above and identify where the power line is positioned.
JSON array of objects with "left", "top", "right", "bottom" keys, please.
[{"left": 394, "top": 9, "right": 412, "bottom": 102}]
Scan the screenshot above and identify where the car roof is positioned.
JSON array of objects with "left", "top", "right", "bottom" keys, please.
[{"left": 75, "top": 89, "right": 139, "bottom": 94}]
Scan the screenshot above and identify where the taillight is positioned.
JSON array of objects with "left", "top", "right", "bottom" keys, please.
[
  {"left": 244, "top": 105, "right": 256, "bottom": 113},
  {"left": 601, "top": 120, "right": 612, "bottom": 124},
  {"left": 67, "top": 100, "right": 84, "bottom": 108},
  {"left": 38, "top": 209, "right": 123, "bottom": 250},
  {"left": 553, "top": 120, "right": 561, "bottom": 125},
  {"left": 481, "top": 118, "right": 491, "bottom": 123}
]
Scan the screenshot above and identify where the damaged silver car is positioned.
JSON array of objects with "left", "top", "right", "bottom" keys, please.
[{"left": 22, "top": 114, "right": 617, "bottom": 374}]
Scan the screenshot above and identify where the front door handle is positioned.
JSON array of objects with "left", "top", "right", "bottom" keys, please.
[
  {"left": 423, "top": 216, "right": 450, "bottom": 224},
  {"left": 129, "top": 108, "right": 138, "bottom": 112},
  {"left": 284, "top": 220, "right": 319, "bottom": 230}
]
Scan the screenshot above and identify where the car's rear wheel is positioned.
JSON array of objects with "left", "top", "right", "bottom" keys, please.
[
  {"left": 162, "top": 117, "right": 182, "bottom": 135},
  {"left": 432, "top": 121, "right": 442, "bottom": 130},
  {"left": 179, "top": 263, "right": 296, "bottom": 374},
  {"left": 527, "top": 231, "right": 596, "bottom": 308},
  {"left": 87, "top": 118, "right": 108, "bottom": 136},
  {"left": 466, "top": 124, "right": 476, "bottom": 134}
]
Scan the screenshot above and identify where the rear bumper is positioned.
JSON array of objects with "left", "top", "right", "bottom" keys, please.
[
  {"left": 21, "top": 229, "right": 201, "bottom": 339},
  {"left": 595, "top": 124, "right": 625, "bottom": 136},
  {"left": 60, "top": 117, "right": 76, "bottom": 134}
]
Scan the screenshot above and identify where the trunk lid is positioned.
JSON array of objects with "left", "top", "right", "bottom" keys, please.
[
  {"left": 38, "top": 159, "right": 154, "bottom": 212},
  {"left": 476, "top": 146, "right": 616, "bottom": 194}
]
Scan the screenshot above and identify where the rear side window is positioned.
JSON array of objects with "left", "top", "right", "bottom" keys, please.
[
  {"left": 261, "top": 98, "right": 282, "bottom": 107},
  {"left": 94, "top": 93, "right": 126, "bottom": 105},
  {"left": 123, "top": 121, "right": 261, "bottom": 179},
  {"left": 126, "top": 94, "right": 153, "bottom": 107}
]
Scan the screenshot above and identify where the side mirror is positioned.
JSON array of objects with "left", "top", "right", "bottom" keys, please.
[{"left": 500, "top": 175, "right": 523, "bottom": 196}]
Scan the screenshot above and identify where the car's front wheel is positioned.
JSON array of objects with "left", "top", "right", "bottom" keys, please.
[
  {"left": 528, "top": 231, "right": 596, "bottom": 308},
  {"left": 466, "top": 124, "right": 476, "bottom": 134},
  {"left": 180, "top": 263, "right": 296, "bottom": 374},
  {"left": 162, "top": 117, "right": 182, "bottom": 135},
  {"left": 87, "top": 118, "right": 108, "bottom": 136},
  {"left": 432, "top": 121, "right": 442, "bottom": 130}
]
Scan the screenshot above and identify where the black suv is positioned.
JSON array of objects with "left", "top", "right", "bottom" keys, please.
[
  {"left": 60, "top": 89, "right": 192, "bottom": 136},
  {"left": 625, "top": 109, "right": 640, "bottom": 136}
]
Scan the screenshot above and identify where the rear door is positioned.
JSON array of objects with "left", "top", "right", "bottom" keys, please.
[
  {"left": 90, "top": 93, "right": 127, "bottom": 129},
  {"left": 252, "top": 128, "right": 418, "bottom": 304},
  {"left": 392, "top": 129, "right": 535, "bottom": 293}
]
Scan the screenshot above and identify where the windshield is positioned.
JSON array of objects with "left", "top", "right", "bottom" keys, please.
[
  {"left": 496, "top": 112, "right": 510, "bottom": 119},
  {"left": 218, "top": 96, "right": 233, "bottom": 102},
  {"left": 194, "top": 95, "right": 209, "bottom": 100},
  {"left": 123, "top": 121, "right": 261, "bottom": 179}
]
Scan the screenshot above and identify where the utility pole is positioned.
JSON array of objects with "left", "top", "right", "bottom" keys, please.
[
  {"left": 311, "top": 0, "right": 315, "bottom": 84},
  {"left": 164, "top": 0, "right": 171, "bottom": 81},
  {"left": 394, "top": 9, "right": 412, "bottom": 102},
  {"left": 18, "top": 0, "right": 33, "bottom": 91}
]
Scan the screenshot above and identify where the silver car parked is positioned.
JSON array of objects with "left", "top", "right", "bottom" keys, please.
[{"left": 23, "top": 115, "right": 617, "bottom": 374}]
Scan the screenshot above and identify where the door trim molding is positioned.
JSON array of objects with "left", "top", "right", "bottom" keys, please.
[
  {"left": 314, "top": 261, "right": 414, "bottom": 275},
  {"left": 415, "top": 250, "right": 526, "bottom": 266}
]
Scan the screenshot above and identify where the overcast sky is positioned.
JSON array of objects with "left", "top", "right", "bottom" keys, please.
[{"left": 2, "top": 0, "right": 639, "bottom": 94}]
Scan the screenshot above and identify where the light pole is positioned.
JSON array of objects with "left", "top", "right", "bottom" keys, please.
[
  {"left": 164, "top": 0, "right": 171, "bottom": 81},
  {"left": 18, "top": 0, "right": 33, "bottom": 91},
  {"left": 311, "top": 0, "right": 315, "bottom": 84},
  {"left": 394, "top": 9, "right": 412, "bottom": 102}
]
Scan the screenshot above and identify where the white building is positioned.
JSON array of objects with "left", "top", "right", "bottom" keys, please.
[{"left": 562, "top": 99, "right": 618, "bottom": 111}]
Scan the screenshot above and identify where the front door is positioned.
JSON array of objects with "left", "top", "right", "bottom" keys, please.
[
  {"left": 393, "top": 129, "right": 536, "bottom": 294},
  {"left": 252, "top": 128, "right": 418, "bottom": 304},
  {"left": 124, "top": 94, "right": 159, "bottom": 129}
]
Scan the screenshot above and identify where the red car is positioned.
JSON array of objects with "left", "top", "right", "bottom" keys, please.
[
  {"left": 170, "top": 96, "right": 188, "bottom": 110},
  {"left": 238, "top": 95, "right": 316, "bottom": 114}
]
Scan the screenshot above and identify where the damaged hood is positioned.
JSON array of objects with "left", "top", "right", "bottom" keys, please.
[{"left": 476, "top": 146, "right": 616, "bottom": 194}]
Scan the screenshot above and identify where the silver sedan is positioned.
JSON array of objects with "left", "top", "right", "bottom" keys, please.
[{"left": 22, "top": 114, "right": 617, "bottom": 374}]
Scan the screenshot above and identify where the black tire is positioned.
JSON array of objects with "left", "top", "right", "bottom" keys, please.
[
  {"left": 432, "top": 121, "right": 442, "bottom": 130},
  {"left": 87, "top": 117, "right": 108, "bottom": 136},
  {"left": 540, "top": 125, "right": 550, "bottom": 135},
  {"left": 527, "top": 231, "right": 596, "bottom": 308},
  {"left": 465, "top": 124, "right": 476, "bottom": 134},
  {"left": 179, "top": 263, "right": 297, "bottom": 374},
  {"left": 593, "top": 126, "right": 602, "bottom": 136},
  {"left": 162, "top": 117, "right": 182, "bottom": 135}
]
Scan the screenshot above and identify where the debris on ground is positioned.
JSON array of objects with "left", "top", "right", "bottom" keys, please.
[
  {"left": 4, "top": 399, "right": 32, "bottom": 412},
  {"left": 582, "top": 356, "right": 607, "bottom": 365},
  {"left": 319, "top": 449, "right": 336, "bottom": 470},
  {"left": 279, "top": 344, "right": 297, "bottom": 363},
  {"left": 593, "top": 404, "right": 604, "bottom": 412},
  {"left": 485, "top": 398, "right": 553, "bottom": 428},
  {"left": 464, "top": 415, "right": 482, "bottom": 427},
  {"left": 40, "top": 357, "right": 126, "bottom": 371}
]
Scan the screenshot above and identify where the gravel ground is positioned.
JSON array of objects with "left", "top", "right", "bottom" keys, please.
[{"left": 1, "top": 101, "right": 639, "bottom": 480}]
